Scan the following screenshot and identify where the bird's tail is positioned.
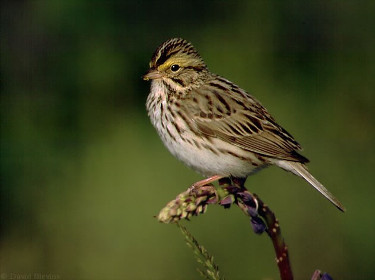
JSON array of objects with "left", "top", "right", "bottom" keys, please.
[{"left": 276, "top": 161, "right": 345, "bottom": 212}]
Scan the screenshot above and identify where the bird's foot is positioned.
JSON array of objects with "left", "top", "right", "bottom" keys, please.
[{"left": 188, "top": 175, "right": 224, "bottom": 194}]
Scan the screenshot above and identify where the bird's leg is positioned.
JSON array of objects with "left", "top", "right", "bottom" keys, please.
[{"left": 188, "top": 175, "right": 224, "bottom": 193}]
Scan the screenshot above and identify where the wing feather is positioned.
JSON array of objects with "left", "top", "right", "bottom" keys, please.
[{"left": 181, "top": 77, "right": 308, "bottom": 163}]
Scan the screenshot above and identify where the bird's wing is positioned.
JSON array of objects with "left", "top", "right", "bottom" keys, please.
[{"left": 182, "top": 78, "right": 308, "bottom": 162}]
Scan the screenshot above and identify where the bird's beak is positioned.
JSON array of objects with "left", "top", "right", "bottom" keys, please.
[{"left": 143, "top": 69, "right": 163, "bottom": 81}]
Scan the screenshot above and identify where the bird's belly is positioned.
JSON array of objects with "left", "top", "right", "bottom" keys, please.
[
  {"left": 147, "top": 86, "right": 268, "bottom": 178},
  {"left": 159, "top": 128, "right": 267, "bottom": 178}
]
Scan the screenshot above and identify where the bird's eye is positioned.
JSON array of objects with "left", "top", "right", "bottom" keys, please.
[{"left": 170, "top": 64, "right": 180, "bottom": 72}]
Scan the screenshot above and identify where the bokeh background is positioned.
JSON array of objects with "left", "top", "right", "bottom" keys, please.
[{"left": 1, "top": 1, "right": 374, "bottom": 279}]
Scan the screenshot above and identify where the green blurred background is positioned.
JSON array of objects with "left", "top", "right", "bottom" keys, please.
[{"left": 1, "top": 1, "right": 374, "bottom": 279}]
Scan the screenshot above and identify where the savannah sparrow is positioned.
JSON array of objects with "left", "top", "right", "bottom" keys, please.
[{"left": 144, "top": 38, "right": 345, "bottom": 211}]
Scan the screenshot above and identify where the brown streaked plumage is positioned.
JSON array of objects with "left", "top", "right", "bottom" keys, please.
[{"left": 144, "top": 38, "right": 345, "bottom": 211}]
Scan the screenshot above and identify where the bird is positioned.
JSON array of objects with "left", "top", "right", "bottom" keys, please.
[{"left": 143, "top": 38, "right": 345, "bottom": 212}]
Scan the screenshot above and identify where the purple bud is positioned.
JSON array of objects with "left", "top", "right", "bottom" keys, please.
[
  {"left": 321, "top": 273, "right": 333, "bottom": 280},
  {"left": 240, "top": 192, "right": 257, "bottom": 208},
  {"left": 251, "top": 216, "right": 266, "bottom": 234},
  {"left": 220, "top": 196, "right": 234, "bottom": 208},
  {"left": 207, "top": 197, "right": 218, "bottom": 204},
  {"left": 247, "top": 206, "right": 258, "bottom": 217}
]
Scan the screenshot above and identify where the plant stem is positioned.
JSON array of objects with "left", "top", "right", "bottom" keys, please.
[{"left": 253, "top": 194, "right": 293, "bottom": 280}]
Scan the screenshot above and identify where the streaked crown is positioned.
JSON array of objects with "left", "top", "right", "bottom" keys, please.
[{"left": 149, "top": 38, "right": 206, "bottom": 70}]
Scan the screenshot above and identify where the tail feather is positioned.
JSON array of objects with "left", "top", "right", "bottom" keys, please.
[{"left": 276, "top": 161, "right": 346, "bottom": 212}]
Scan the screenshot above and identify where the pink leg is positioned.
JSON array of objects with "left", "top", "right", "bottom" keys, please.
[
  {"left": 193, "top": 175, "right": 224, "bottom": 187},
  {"left": 189, "top": 175, "right": 224, "bottom": 193}
]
